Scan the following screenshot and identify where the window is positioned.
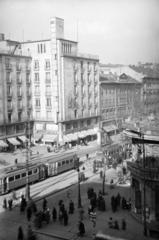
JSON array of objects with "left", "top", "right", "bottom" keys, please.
[
  {"left": 46, "top": 111, "right": 52, "bottom": 119},
  {"left": 81, "top": 121, "right": 84, "bottom": 127},
  {"left": 28, "top": 170, "right": 32, "bottom": 175},
  {"left": 9, "top": 176, "right": 14, "bottom": 182},
  {"left": 33, "top": 169, "right": 37, "bottom": 174},
  {"left": 66, "top": 160, "right": 69, "bottom": 164},
  {"left": 66, "top": 124, "right": 71, "bottom": 130},
  {"left": 7, "top": 85, "right": 12, "bottom": 96},
  {"left": 35, "top": 111, "right": 40, "bottom": 118},
  {"left": 55, "top": 70, "right": 57, "bottom": 76},
  {"left": 8, "top": 113, "right": 12, "bottom": 123},
  {"left": 18, "top": 112, "right": 22, "bottom": 122},
  {"left": 15, "top": 174, "right": 20, "bottom": 180},
  {"left": 46, "top": 98, "right": 51, "bottom": 107},
  {"left": 87, "top": 119, "right": 91, "bottom": 126},
  {"left": 70, "top": 159, "right": 73, "bottom": 163},
  {"left": 35, "top": 85, "right": 40, "bottom": 93},
  {"left": 35, "top": 73, "right": 39, "bottom": 82},
  {"left": 34, "top": 60, "right": 39, "bottom": 70},
  {"left": 17, "top": 86, "right": 22, "bottom": 96},
  {"left": 46, "top": 85, "right": 51, "bottom": 93},
  {"left": 73, "top": 122, "right": 77, "bottom": 129},
  {"left": 62, "top": 161, "right": 65, "bottom": 165},
  {"left": 22, "top": 172, "right": 26, "bottom": 178},
  {"left": 45, "top": 60, "right": 50, "bottom": 70},
  {"left": 58, "top": 162, "right": 61, "bottom": 167},
  {"left": 6, "top": 72, "right": 11, "bottom": 83},
  {"left": 37, "top": 44, "right": 46, "bottom": 53},
  {"left": 46, "top": 72, "right": 51, "bottom": 83},
  {"left": 35, "top": 98, "right": 40, "bottom": 107},
  {"left": 74, "top": 109, "right": 77, "bottom": 118}
]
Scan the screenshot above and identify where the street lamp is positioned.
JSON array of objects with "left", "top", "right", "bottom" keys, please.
[
  {"left": 25, "top": 121, "right": 31, "bottom": 201},
  {"left": 77, "top": 157, "right": 82, "bottom": 208},
  {"left": 102, "top": 152, "right": 107, "bottom": 195},
  {"left": 140, "top": 131, "right": 147, "bottom": 236}
]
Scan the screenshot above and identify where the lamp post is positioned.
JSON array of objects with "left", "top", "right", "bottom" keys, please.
[
  {"left": 25, "top": 120, "right": 30, "bottom": 201},
  {"left": 141, "top": 132, "right": 147, "bottom": 236},
  {"left": 77, "top": 157, "right": 82, "bottom": 208},
  {"left": 102, "top": 152, "right": 107, "bottom": 195}
]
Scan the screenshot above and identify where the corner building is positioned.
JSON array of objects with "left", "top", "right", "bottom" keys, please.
[
  {"left": 0, "top": 34, "right": 33, "bottom": 149},
  {"left": 21, "top": 17, "right": 100, "bottom": 145}
]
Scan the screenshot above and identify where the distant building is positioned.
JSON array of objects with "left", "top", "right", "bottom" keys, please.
[
  {"left": 0, "top": 34, "right": 33, "bottom": 150},
  {"left": 100, "top": 72, "right": 141, "bottom": 146},
  {"left": 21, "top": 17, "right": 100, "bottom": 145},
  {"left": 100, "top": 64, "right": 159, "bottom": 118}
]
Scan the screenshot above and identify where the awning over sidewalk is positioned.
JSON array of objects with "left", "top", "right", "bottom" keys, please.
[
  {"left": 103, "top": 125, "right": 118, "bottom": 132},
  {"left": 7, "top": 138, "right": 21, "bottom": 146},
  {"left": 33, "top": 133, "right": 43, "bottom": 141},
  {"left": 18, "top": 135, "right": 27, "bottom": 142},
  {"left": 0, "top": 140, "right": 8, "bottom": 147},
  {"left": 42, "top": 134, "right": 57, "bottom": 143}
]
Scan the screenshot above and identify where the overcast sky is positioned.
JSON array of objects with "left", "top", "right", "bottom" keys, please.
[{"left": 0, "top": 0, "right": 159, "bottom": 64}]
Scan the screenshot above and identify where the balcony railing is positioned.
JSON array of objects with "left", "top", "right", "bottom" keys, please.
[
  {"left": 5, "top": 63, "right": 12, "bottom": 71},
  {"left": 16, "top": 65, "right": 21, "bottom": 72},
  {"left": 127, "top": 161, "right": 159, "bottom": 182}
]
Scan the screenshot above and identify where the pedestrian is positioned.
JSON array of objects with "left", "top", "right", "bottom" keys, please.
[
  {"left": 3, "top": 198, "right": 7, "bottom": 209},
  {"left": 108, "top": 217, "right": 113, "bottom": 228},
  {"left": 59, "top": 209, "right": 63, "bottom": 224},
  {"left": 20, "top": 196, "right": 27, "bottom": 213},
  {"left": 63, "top": 210, "right": 68, "bottom": 226},
  {"left": 52, "top": 207, "right": 57, "bottom": 222},
  {"left": 114, "top": 220, "right": 119, "bottom": 230},
  {"left": 121, "top": 218, "right": 126, "bottom": 230},
  {"left": 78, "top": 221, "right": 85, "bottom": 236},
  {"left": 116, "top": 193, "right": 121, "bottom": 207},
  {"left": 26, "top": 206, "right": 32, "bottom": 222},
  {"left": 17, "top": 226, "right": 24, "bottom": 240},
  {"left": 8, "top": 198, "right": 13, "bottom": 210},
  {"left": 42, "top": 198, "right": 47, "bottom": 211},
  {"left": 69, "top": 200, "right": 74, "bottom": 214},
  {"left": 27, "top": 224, "right": 36, "bottom": 240}
]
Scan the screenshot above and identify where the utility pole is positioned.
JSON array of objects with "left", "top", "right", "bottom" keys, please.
[
  {"left": 102, "top": 152, "right": 107, "bottom": 195},
  {"left": 77, "top": 156, "right": 82, "bottom": 208},
  {"left": 25, "top": 120, "right": 30, "bottom": 201},
  {"left": 142, "top": 132, "right": 147, "bottom": 236}
]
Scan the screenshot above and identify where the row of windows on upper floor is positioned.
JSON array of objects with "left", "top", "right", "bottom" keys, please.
[
  {"left": 34, "top": 59, "right": 51, "bottom": 70},
  {"left": 6, "top": 72, "right": 31, "bottom": 84}
]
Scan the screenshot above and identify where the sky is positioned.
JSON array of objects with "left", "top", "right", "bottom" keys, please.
[{"left": 0, "top": 0, "right": 159, "bottom": 64}]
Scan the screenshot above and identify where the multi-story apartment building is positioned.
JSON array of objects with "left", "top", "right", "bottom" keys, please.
[
  {"left": 0, "top": 34, "right": 33, "bottom": 149},
  {"left": 100, "top": 64, "right": 159, "bottom": 118},
  {"left": 100, "top": 73, "right": 141, "bottom": 145},
  {"left": 21, "top": 17, "right": 100, "bottom": 145}
]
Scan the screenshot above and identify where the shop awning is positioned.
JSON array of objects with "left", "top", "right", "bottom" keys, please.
[
  {"left": 42, "top": 134, "right": 57, "bottom": 142},
  {"left": 18, "top": 135, "right": 27, "bottom": 142},
  {"left": 7, "top": 138, "right": 21, "bottom": 146},
  {"left": 33, "top": 133, "right": 43, "bottom": 141},
  {"left": 103, "top": 125, "right": 118, "bottom": 132},
  {"left": 66, "top": 133, "right": 78, "bottom": 142},
  {"left": 0, "top": 140, "right": 8, "bottom": 147}
]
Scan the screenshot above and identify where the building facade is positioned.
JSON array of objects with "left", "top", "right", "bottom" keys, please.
[
  {"left": 0, "top": 34, "right": 33, "bottom": 149},
  {"left": 100, "top": 73, "right": 141, "bottom": 145},
  {"left": 21, "top": 17, "right": 100, "bottom": 145}
]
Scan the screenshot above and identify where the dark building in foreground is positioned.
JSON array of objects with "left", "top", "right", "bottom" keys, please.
[{"left": 125, "top": 129, "right": 159, "bottom": 237}]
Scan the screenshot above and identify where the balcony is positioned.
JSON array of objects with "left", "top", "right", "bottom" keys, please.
[
  {"left": 16, "top": 65, "right": 21, "bottom": 72},
  {"left": 45, "top": 91, "right": 52, "bottom": 96},
  {"left": 34, "top": 91, "right": 40, "bottom": 96},
  {"left": 127, "top": 161, "right": 159, "bottom": 182},
  {"left": 17, "top": 78, "right": 22, "bottom": 84},
  {"left": 5, "top": 63, "right": 12, "bottom": 71},
  {"left": 7, "top": 102, "right": 13, "bottom": 112},
  {"left": 7, "top": 78, "right": 12, "bottom": 84},
  {"left": 26, "top": 66, "right": 31, "bottom": 72},
  {"left": 7, "top": 92, "right": 12, "bottom": 99},
  {"left": 73, "top": 64, "right": 78, "bottom": 72}
]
